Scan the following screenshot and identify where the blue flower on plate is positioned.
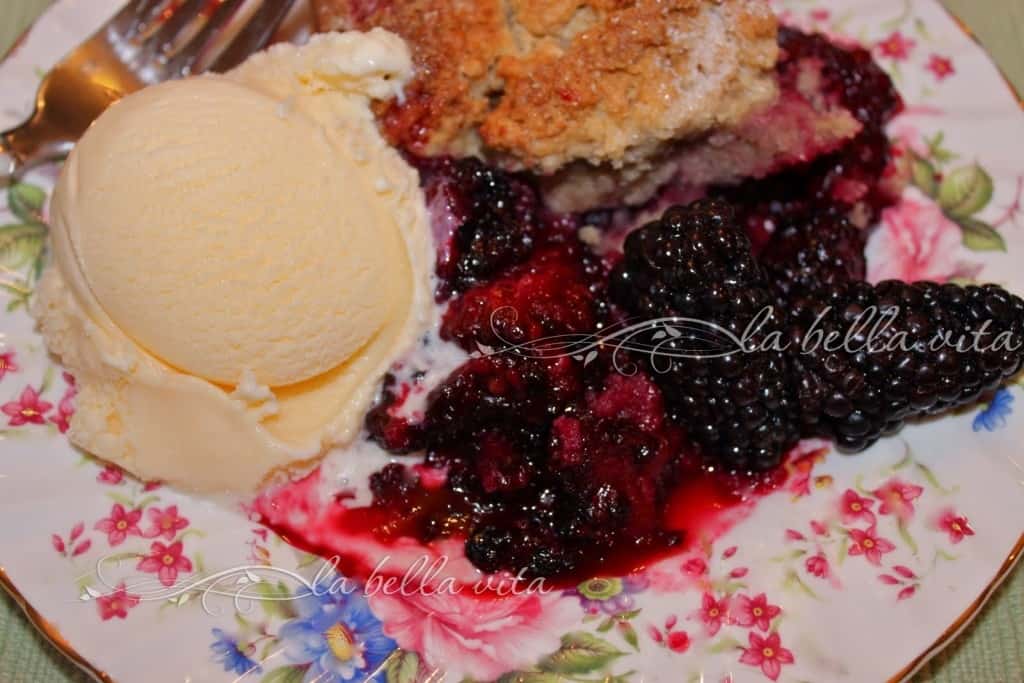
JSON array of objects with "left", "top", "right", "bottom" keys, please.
[
  {"left": 973, "top": 389, "right": 1014, "bottom": 432},
  {"left": 210, "top": 628, "right": 261, "bottom": 676},
  {"left": 278, "top": 579, "right": 397, "bottom": 683}
]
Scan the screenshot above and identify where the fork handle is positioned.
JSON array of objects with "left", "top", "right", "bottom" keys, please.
[
  {"left": 0, "top": 134, "right": 14, "bottom": 183},
  {"left": 1, "top": 123, "right": 74, "bottom": 180}
]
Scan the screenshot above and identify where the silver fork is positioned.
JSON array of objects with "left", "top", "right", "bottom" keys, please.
[{"left": 0, "top": 0, "right": 298, "bottom": 178}]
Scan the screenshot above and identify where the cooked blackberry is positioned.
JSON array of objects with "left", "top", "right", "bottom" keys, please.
[
  {"left": 778, "top": 27, "right": 901, "bottom": 130},
  {"left": 440, "top": 244, "right": 602, "bottom": 352},
  {"left": 610, "top": 199, "right": 802, "bottom": 472},
  {"left": 454, "top": 371, "right": 686, "bottom": 577},
  {"left": 417, "top": 157, "right": 541, "bottom": 296},
  {"left": 760, "top": 210, "right": 867, "bottom": 302},
  {"left": 464, "top": 524, "right": 532, "bottom": 575},
  {"left": 788, "top": 280, "right": 1024, "bottom": 451},
  {"left": 369, "top": 463, "right": 417, "bottom": 503},
  {"left": 451, "top": 166, "right": 535, "bottom": 286},
  {"left": 424, "top": 355, "right": 574, "bottom": 457},
  {"left": 363, "top": 347, "right": 693, "bottom": 577},
  {"left": 721, "top": 125, "right": 897, "bottom": 244},
  {"left": 365, "top": 374, "right": 426, "bottom": 454},
  {"left": 716, "top": 27, "right": 904, "bottom": 244}
]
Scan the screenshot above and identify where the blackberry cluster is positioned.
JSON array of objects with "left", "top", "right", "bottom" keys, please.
[
  {"left": 612, "top": 199, "right": 1024, "bottom": 470},
  {"left": 455, "top": 370, "right": 687, "bottom": 576},
  {"left": 366, "top": 351, "right": 691, "bottom": 577},
  {"left": 759, "top": 210, "right": 867, "bottom": 303},
  {"left": 610, "top": 200, "right": 801, "bottom": 472},
  {"left": 790, "top": 281, "right": 1024, "bottom": 451},
  {"left": 369, "top": 241, "right": 607, "bottom": 458},
  {"left": 418, "top": 158, "right": 542, "bottom": 296}
]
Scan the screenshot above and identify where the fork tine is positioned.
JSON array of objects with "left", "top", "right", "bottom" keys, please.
[
  {"left": 162, "top": 0, "right": 248, "bottom": 77},
  {"left": 110, "top": 0, "right": 168, "bottom": 39},
  {"left": 208, "top": 0, "right": 299, "bottom": 73},
  {"left": 138, "top": 0, "right": 206, "bottom": 57}
]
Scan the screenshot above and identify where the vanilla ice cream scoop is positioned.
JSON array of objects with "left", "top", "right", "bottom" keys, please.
[
  {"left": 68, "top": 76, "right": 405, "bottom": 388},
  {"left": 33, "top": 31, "right": 433, "bottom": 494}
]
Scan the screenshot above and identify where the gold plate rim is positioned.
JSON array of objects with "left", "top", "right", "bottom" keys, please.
[
  {"left": 886, "top": 533, "right": 1024, "bottom": 682},
  {"left": 0, "top": 565, "right": 112, "bottom": 682},
  {"left": 939, "top": 3, "right": 1024, "bottom": 108}
]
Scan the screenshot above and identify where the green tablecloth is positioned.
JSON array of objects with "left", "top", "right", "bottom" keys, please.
[{"left": 0, "top": 1, "right": 1022, "bottom": 681}]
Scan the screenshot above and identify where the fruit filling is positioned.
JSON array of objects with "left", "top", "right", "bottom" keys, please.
[
  {"left": 261, "top": 28, "right": 1024, "bottom": 581},
  {"left": 716, "top": 26, "right": 906, "bottom": 249}
]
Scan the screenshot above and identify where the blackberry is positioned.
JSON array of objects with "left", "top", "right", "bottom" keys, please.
[
  {"left": 417, "top": 157, "right": 541, "bottom": 296},
  {"left": 369, "top": 463, "right": 416, "bottom": 504},
  {"left": 610, "top": 200, "right": 801, "bottom": 471},
  {"left": 717, "top": 27, "right": 904, "bottom": 242},
  {"left": 458, "top": 371, "right": 686, "bottom": 577},
  {"left": 760, "top": 211, "right": 867, "bottom": 302},
  {"left": 451, "top": 163, "right": 536, "bottom": 287},
  {"left": 464, "top": 525, "right": 523, "bottom": 574},
  {"left": 465, "top": 519, "right": 586, "bottom": 577},
  {"left": 788, "top": 280, "right": 1024, "bottom": 451},
  {"left": 441, "top": 244, "right": 602, "bottom": 352},
  {"left": 720, "top": 125, "right": 896, "bottom": 242},
  {"left": 612, "top": 199, "right": 1024, "bottom": 470},
  {"left": 778, "top": 27, "right": 901, "bottom": 130},
  {"left": 365, "top": 374, "right": 425, "bottom": 454},
  {"left": 365, "top": 348, "right": 693, "bottom": 577},
  {"left": 423, "top": 355, "right": 581, "bottom": 456}
]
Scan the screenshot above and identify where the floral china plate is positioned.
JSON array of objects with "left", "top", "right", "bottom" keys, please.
[{"left": 1, "top": 1, "right": 1023, "bottom": 682}]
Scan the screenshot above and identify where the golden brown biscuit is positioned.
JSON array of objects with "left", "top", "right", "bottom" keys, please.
[
  {"left": 314, "top": 0, "right": 513, "bottom": 156},
  {"left": 314, "top": 0, "right": 781, "bottom": 203}
]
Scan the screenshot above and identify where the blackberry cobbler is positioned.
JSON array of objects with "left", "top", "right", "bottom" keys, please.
[{"left": 259, "top": 11, "right": 1024, "bottom": 580}]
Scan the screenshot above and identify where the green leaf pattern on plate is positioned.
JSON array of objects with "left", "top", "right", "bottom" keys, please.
[
  {"left": 1, "top": 181, "right": 50, "bottom": 312},
  {"left": 938, "top": 164, "right": 995, "bottom": 220},
  {"left": 906, "top": 134, "right": 1012, "bottom": 256},
  {"left": 386, "top": 650, "right": 421, "bottom": 683},
  {"left": 538, "top": 632, "right": 626, "bottom": 675}
]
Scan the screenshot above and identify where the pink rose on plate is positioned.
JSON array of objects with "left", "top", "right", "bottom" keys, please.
[
  {"left": 368, "top": 589, "right": 581, "bottom": 681},
  {"left": 864, "top": 188, "right": 966, "bottom": 284},
  {"left": 866, "top": 189, "right": 965, "bottom": 283},
  {"left": 890, "top": 124, "right": 930, "bottom": 158}
]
